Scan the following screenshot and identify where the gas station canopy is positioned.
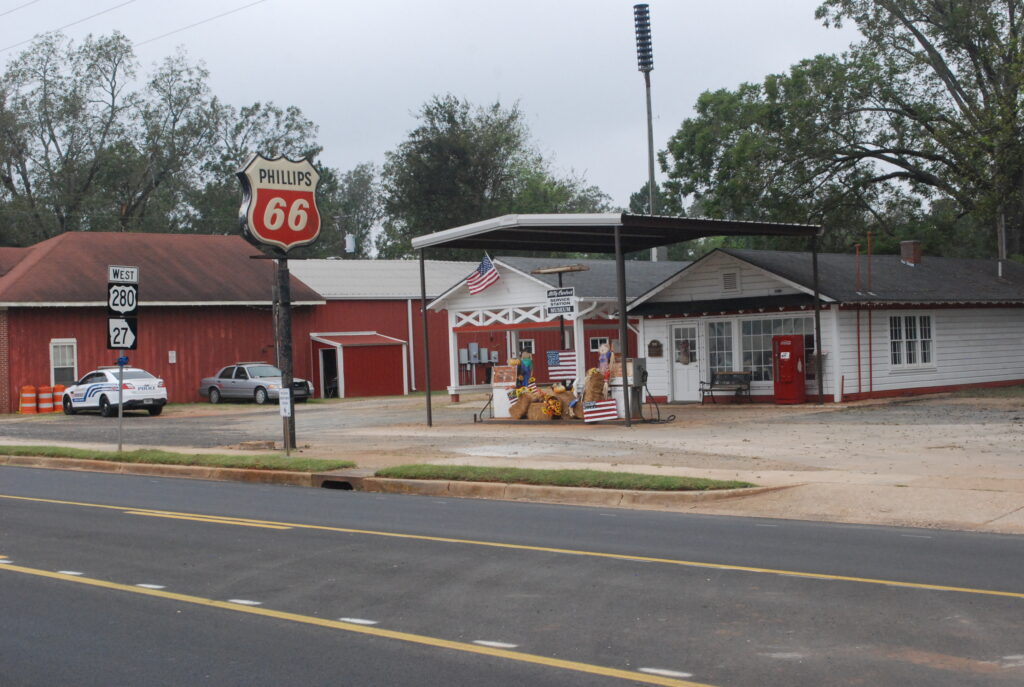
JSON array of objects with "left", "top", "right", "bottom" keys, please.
[{"left": 411, "top": 213, "right": 821, "bottom": 254}]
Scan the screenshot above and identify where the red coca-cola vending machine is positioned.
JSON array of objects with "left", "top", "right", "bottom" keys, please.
[{"left": 772, "top": 334, "right": 806, "bottom": 404}]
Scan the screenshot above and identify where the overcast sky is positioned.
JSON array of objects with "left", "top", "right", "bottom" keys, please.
[{"left": 2, "top": 0, "right": 862, "bottom": 209}]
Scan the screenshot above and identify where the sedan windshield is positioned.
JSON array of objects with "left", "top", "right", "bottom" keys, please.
[{"left": 247, "top": 365, "right": 282, "bottom": 378}]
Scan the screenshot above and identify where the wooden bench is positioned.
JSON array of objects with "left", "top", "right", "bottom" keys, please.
[{"left": 699, "top": 371, "right": 753, "bottom": 404}]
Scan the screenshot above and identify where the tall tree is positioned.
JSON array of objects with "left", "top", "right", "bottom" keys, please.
[{"left": 377, "top": 94, "right": 609, "bottom": 259}]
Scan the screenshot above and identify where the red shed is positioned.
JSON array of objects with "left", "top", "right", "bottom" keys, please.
[{"left": 0, "top": 232, "right": 323, "bottom": 413}]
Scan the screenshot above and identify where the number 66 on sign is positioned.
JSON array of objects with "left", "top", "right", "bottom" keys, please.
[{"left": 237, "top": 154, "right": 321, "bottom": 252}]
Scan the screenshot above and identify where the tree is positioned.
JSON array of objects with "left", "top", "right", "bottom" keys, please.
[
  {"left": 291, "top": 162, "right": 382, "bottom": 259},
  {"left": 663, "top": 1, "right": 1024, "bottom": 257},
  {"left": 377, "top": 94, "right": 609, "bottom": 259}
]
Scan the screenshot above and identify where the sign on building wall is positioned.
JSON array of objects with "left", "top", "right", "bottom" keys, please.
[
  {"left": 546, "top": 287, "right": 577, "bottom": 319},
  {"left": 237, "top": 154, "right": 322, "bottom": 252}
]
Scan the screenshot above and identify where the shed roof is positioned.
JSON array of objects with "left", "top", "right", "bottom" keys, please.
[
  {"left": 311, "top": 332, "right": 406, "bottom": 347},
  {"left": 289, "top": 259, "right": 475, "bottom": 299},
  {"left": 411, "top": 213, "right": 820, "bottom": 254},
  {"left": 0, "top": 232, "right": 323, "bottom": 306}
]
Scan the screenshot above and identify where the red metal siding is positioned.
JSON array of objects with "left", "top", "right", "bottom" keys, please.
[
  {"left": 342, "top": 345, "right": 405, "bottom": 397},
  {"left": 6, "top": 305, "right": 316, "bottom": 407}
]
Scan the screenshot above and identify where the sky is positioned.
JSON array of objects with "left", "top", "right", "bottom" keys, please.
[{"left": 1, "top": 0, "right": 863, "bottom": 210}]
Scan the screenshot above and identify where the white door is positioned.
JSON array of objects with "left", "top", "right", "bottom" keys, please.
[{"left": 670, "top": 324, "right": 700, "bottom": 401}]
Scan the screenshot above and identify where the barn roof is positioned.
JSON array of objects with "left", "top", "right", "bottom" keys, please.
[
  {"left": 289, "top": 259, "right": 476, "bottom": 299},
  {"left": 0, "top": 232, "right": 323, "bottom": 306}
]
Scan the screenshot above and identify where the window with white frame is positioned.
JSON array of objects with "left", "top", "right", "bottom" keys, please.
[
  {"left": 518, "top": 339, "right": 535, "bottom": 354},
  {"left": 741, "top": 317, "right": 816, "bottom": 382},
  {"left": 50, "top": 339, "right": 78, "bottom": 385},
  {"left": 707, "top": 321, "right": 734, "bottom": 373},
  {"left": 588, "top": 336, "right": 609, "bottom": 352},
  {"left": 889, "top": 314, "right": 933, "bottom": 367}
]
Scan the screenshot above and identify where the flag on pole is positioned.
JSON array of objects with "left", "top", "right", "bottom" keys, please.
[
  {"left": 583, "top": 400, "right": 618, "bottom": 422},
  {"left": 546, "top": 350, "right": 577, "bottom": 380},
  {"left": 467, "top": 254, "right": 500, "bottom": 294}
]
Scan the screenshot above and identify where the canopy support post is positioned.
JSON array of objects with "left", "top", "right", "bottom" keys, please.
[
  {"left": 812, "top": 234, "right": 824, "bottom": 405},
  {"left": 615, "top": 224, "right": 632, "bottom": 427},
  {"left": 420, "top": 249, "right": 432, "bottom": 427}
]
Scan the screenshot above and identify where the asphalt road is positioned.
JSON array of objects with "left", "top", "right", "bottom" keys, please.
[{"left": 2, "top": 467, "right": 1023, "bottom": 686}]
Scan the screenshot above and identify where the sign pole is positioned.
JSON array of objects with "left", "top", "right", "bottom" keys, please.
[
  {"left": 277, "top": 256, "right": 296, "bottom": 451},
  {"left": 117, "top": 360, "right": 124, "bottom": 452}
]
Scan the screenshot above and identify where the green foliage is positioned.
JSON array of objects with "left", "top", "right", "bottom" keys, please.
[
  {"left": 664, "top": 1, "right": 1024, "bottom": 256},
  {"left": 375, "top": 464, "right": 754, "bottom": 491},
  {"left": 0, "top": 445, "right": 354, "bottom": 471},
  {"left": 377, "top": 94, "right": 609, "bottom": 259}
]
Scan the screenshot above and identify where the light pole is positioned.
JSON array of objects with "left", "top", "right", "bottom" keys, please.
[{"left": 633, "top": 3, "right": 663, "bottom": 261}]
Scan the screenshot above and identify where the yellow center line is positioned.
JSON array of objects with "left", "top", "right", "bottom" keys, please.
[
  {"left": 124, "top": 511, "right": 291, "bottom": 530},
  {"left": 3, "top": 493, "right": 1023, "bottom": 600},
  {"left": 0, "top": 562, "right": 713, "bottom": 687}
]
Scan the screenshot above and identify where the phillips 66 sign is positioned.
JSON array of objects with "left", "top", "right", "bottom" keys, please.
[{"left": 237, "top": 153, "right": 322, "bottom": 252}]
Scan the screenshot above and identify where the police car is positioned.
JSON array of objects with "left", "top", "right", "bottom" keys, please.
[{"left": 62, "top": 367, "right": 167, "bottom": 417}]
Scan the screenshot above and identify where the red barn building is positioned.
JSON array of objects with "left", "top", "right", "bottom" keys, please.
[
  {"left": 287, "top": 259, "right": 477, "bottom": 397},
  {"left": 0, "top": 232, "right": 323, "bottom": 413}
]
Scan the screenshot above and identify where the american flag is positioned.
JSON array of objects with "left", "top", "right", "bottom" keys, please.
[
  {"left": 466, "top": 255, "right": 500, "bottom": 294},
  {"left": 583, "top": 400, "right": 618, "bottom": 423},
  {"left": 546, "top": 350, "right": 577, "bottom": 380}
]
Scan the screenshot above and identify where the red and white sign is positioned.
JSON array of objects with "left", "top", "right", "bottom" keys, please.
[{"left": 237, "top": 154, "right": 321, "bottom": 252}]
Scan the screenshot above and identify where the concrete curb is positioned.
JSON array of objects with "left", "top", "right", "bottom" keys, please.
[
  {"left": 0, "top": 455, "right": 315, "bottom": 487},
  {"left": 1, "top": 454, "right": 790, "bottom": 510}
]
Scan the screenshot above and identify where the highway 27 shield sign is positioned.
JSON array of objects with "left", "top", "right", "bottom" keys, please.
[{"left": 237, "top": 154, "right": 321, "bottom": 252}]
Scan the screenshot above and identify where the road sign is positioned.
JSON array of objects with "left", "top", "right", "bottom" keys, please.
[
  {"left": 108, "top": 265, "right": 139, "bottom": 283},
  {"left": 108, "top": 317, "right": 137, "bottom": 350},
  {"left": 546, "top": 287, "right": 576, "bottom": 318},
  {"left": 237, "top": 154, "right": 322, "bottom": 252},
  {"left": 107, "top": 283, "right": 138, "bottom": 316}
]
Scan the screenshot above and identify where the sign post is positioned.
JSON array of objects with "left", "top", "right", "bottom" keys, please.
[
  {"left": 107, "top": 265, "right": 139, "bottom": 453},
  {"left": 237, "top": 154, "right": 321, "bottom": 451}
]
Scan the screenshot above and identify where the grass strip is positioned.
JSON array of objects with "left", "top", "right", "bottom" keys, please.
[
  {"left": 375, "top": 464, "right": 754, "bottom": 491},
  {"left": 0, "top": 445, "right": 354, "bottom": 472}
]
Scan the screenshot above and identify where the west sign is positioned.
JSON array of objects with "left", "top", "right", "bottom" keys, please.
[{"left": 237, "top": 154, "right": 322, "bottom": 252}]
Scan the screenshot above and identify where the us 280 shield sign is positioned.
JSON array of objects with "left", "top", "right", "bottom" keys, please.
[{"left": 237, "top": 154, "right": 321, "bottom": 252}]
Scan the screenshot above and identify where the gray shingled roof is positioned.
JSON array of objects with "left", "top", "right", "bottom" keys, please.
[
  {"left": 497, "top": 256, "right": 690, "bottom": 300},
  {"left": 724, "top": 248, "right": 1024, "bottom": 303},
  {"left": 289, "top": 259, "right": 476, "bottom": 299}
]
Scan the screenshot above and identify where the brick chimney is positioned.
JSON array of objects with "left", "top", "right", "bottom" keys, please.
[{"left": 900, "top": 240, "right": 922, "bottom": 266}]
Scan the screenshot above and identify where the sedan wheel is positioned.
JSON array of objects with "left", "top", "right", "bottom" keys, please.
[
  {"left": 99, "top": 396, "right": 114, "bottom": 417},
  {"left": 209, "top": 387, "right": 221, "bottom": 404},
  {"left": 254, "top": 387, "right": 268, "bottom": 405},
  {"left": 62, "top": 396, "right": 76, "bottom": 415}
]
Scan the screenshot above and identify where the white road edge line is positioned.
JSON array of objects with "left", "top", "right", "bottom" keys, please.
[
  {"left": 473, "top": 640, "right": 519, "bottom": 649},
  {"left": 136, "top": 584, "right": 166, "bottom": 589},
  {"left": 639, "top": 668, "right": 694, "bottom": 678},
  {"left": 227, "top": 599, "right": 262, "bottom": 606},
  {"left": 339, "top": 617, "right": 378, "bottom": 625},
  {"left": 58, "top": 571, "right": 84, "bottom": 576}
]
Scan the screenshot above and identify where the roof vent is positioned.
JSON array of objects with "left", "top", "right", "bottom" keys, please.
[
  {"left": 722, "top": 271, "right": 739, "bottom": 292},
  {"left": 900, "top": 240, "right": 922, "bottom": 266}
]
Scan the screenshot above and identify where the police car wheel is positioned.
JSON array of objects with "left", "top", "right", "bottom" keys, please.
[
  {"left": 147, "top": 406, "right": 163, "bottom": 416},
  {"left": 99, "top": 396, "right": 114, "bottom": 417},
  {"left": 62, "top": 396, "right": 76, "bottom": 415}
]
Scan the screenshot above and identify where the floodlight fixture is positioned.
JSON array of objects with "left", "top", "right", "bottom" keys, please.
[{"left": 633, "top": 4, "right": 653, "bottom": 73}]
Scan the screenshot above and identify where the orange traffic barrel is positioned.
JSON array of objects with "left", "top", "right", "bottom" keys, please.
[
  {"left": 19, "top": 385, "right": 37, "bottom": 414},
  {"left": 53, "top": 384, "right": 66, "bottom": 411},
  {"left": 37, "top": 385, "right": 54, "bottom": 413}
]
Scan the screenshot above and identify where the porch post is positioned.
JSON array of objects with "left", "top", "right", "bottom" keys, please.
[
  {"left": 419, "top": 249, "right": 432, "bottom": 427},
  {"left": 615, "top": 224, "right": 632, "bottom": 427},
  {"left": 447, "top": 310, "right": 460, "bottom": 400},
  {"left": 573, "top": 310, "right": 586, "bottom": 389}
]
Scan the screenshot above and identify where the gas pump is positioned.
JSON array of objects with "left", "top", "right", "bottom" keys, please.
[{"left": 772, "top": 335, "right": 806, "bottom": 404}]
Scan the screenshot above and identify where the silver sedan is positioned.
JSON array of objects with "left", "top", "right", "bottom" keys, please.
[{"left": 198, "top": 362, "right": 313, "bottom": 404}]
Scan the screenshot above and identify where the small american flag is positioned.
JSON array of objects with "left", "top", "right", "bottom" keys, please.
[
  {"left": 466, "top": 255, "right": 500, "bottom": 294},
  {"left": 583, "top": 400, "right": 618, "bottom": 423},
  {"left": 546, "top": 350, "right": 577, "bottom": 380}
]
